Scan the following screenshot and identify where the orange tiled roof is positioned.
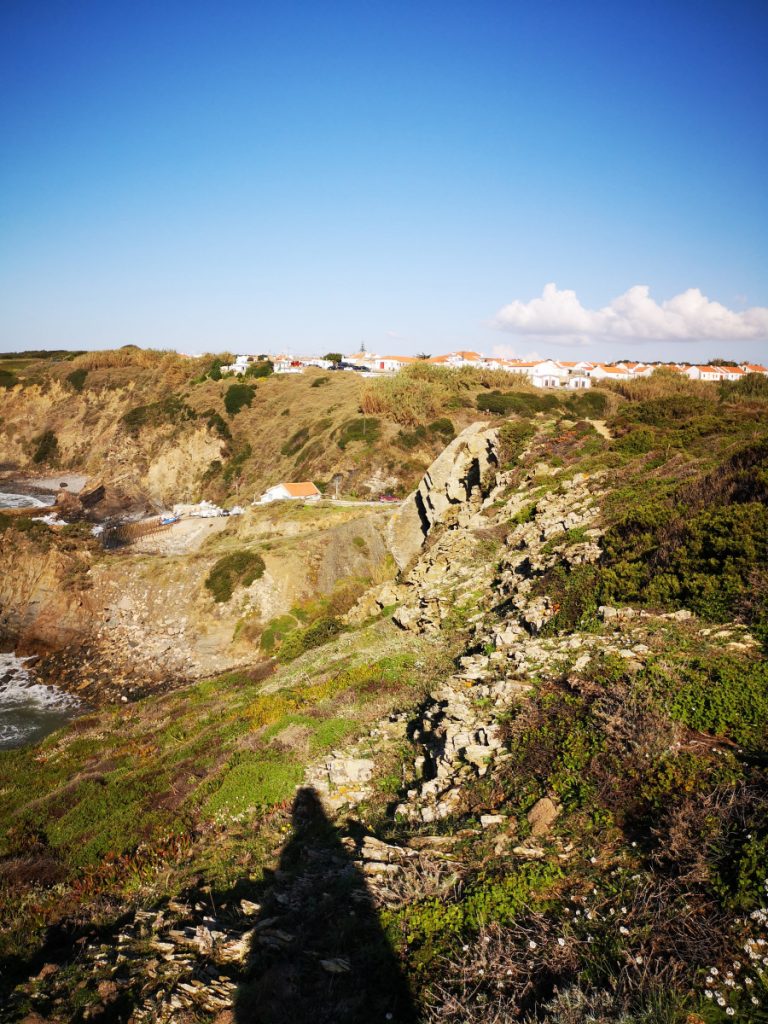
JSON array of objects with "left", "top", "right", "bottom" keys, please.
[{"left": 282, "top": 482, "right": 321, "bottom": 497}]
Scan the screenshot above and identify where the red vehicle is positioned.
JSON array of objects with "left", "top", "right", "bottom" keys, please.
[{"left": 378, "top": 494, "right": 399, "bottom": 502}]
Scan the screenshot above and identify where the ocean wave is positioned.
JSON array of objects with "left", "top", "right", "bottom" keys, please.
[
  {"left": 0, "top": 492, "right": 55, "bottom": 509},
  {"left": 0, "top": 653, "right": 80, "bottom": 748}
]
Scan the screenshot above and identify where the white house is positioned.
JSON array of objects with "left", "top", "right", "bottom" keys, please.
[
  {"left": 259, "top": 481, "right": 322, "bottom": 504},
  {"left": 221, "top": 355, "right": 251, "bottom": 374},
  {"left": 588, "top": 364, "right": 633, "bottom": 382},
  {"left": 684, "top": 365, "right": 725, "bottom": 382},
  {"left": 370, "top": 355, "right": 419, "bottom": 373},
  {"left": 273, "top": 355, "right": 304, "bottom": 374},
  {"left": 741, "top": 363, "right": 768, "bottom": 376}
]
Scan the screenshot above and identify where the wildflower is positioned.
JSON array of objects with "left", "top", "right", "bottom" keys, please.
[
  {"left": 619, "top": 926, "right": 629, "bottom": 935},
  {"left": 704, "top": 991, "right": 713, "bottom": 1000},
  {"left": 726, "top": 1009, "right": 735, "bottom": 1017},
  {"left": 635, "top": 956, "right": 643, "bottom": 964},
  {"left": 717, "top": 997, "right": 726, "bottom": 1006},
  {"left": 621, "top": 906, "right": 627, "bottom": 914},
  {"left": 746, "top": 977, "right": 754, "bottom": 986},
  {"left": 706, "top": 977, "right": 714, "bottom": 985},
  {"left": 483, "top": 936, "right": 491, "bottom": 944},
  {"left": 463, "top": 945, "right": 469, "bottom": 952},
  {"left": 711, "top": 968, "right": 719, "bottom": 976},
  {"left": 590, "top": 856, "right": 597, "bottom": 864},
  {"left": 752, "top": 997, "right": 760, "bottom": 1006},
  {"left": 557, "top": 937, "right": 565, "bottom": 947},
  {"left": 506, "top": 969, "right": 513, "bottom": 976},
  {"left": 528, "top": 940, "right": 537, "bottom": 949}
]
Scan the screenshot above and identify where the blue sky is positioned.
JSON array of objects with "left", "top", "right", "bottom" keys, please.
[{"left": 1, "top": 0, "right": 766, "bottom": 361}]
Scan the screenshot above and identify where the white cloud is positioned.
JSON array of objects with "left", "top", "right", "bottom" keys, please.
[
  {"left": 492, "top": 283, "right": 768, "bottom": 344},
  {"left": 491, "top": 343, "right": 544, "bottom": 361}
]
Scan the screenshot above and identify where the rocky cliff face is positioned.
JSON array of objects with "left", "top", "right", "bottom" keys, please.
[{"left": 387, "top": 422, "right": 499, "bottom": 570}]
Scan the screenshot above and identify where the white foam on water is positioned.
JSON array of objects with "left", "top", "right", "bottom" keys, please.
[
  {"left": 0, "top": 492, "right": 55, "bottom": 509},
  {"left": 0, "top": 653, "right": 80, "bottom": 748}
]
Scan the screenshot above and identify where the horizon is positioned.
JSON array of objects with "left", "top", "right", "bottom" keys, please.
[{"left": 1, "top": 1, "right": 767, "bottom": 362}]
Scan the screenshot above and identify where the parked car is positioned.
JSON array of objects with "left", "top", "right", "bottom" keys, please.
[{"left": 378, "top": 494, "right": 399, "bottom": 502}]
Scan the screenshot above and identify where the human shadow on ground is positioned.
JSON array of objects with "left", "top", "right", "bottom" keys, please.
[{"left": 234, "top": 786, "right": 418, "bottom": 1024}]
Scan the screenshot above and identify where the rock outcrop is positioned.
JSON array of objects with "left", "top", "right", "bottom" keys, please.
[{"left": 388, "top": 422, "right": 499, "bottom": 570}]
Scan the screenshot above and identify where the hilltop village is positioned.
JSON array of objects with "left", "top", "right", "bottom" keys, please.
[{"left": 223, "top": 349, "right": 768, "bottom": 388}]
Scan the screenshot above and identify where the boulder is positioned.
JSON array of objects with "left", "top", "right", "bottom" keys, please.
[
  {"left": 527, "top": 796, "right": 561, "bottom": 836},
  {"left": 388, "top": 423, "right": 500, "bottom": 569}
]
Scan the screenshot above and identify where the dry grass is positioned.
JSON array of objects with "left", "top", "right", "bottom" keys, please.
[
  {"left": 361, "top": 363, "right": 535, "bottom": 425},
  {"left": 601, "top": 367, "right": 704, "bottom": 402}
]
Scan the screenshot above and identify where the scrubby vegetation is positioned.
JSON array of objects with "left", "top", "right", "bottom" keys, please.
[
  {"left": 31, "top": 429, "right": 59, "bottom": 464},
  {"left": 224, "top": 382, "right": 256, "bottom": 416},
  {"left": 204, "top": 550, "right": 265, "bottom": 602}
]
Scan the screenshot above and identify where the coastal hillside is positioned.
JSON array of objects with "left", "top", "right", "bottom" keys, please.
[
  {"left": 0, "top": 365, "right": 767, "bottom": 1023},
  {"left": 0, "top": 348, "right": 610, "bottom": 505}
]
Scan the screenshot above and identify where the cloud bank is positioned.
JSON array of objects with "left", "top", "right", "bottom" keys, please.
[{"left": 492, "top": 284, "right": 768, "bottom": 344}]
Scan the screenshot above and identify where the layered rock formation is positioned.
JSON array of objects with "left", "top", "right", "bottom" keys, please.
[{"left": 387, "top": 422, "right": 499, "bottom": 569}]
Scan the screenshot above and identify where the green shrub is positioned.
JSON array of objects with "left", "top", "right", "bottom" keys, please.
[
  {"left": 498, "top": 420, "right": 535, "bottom": 467},
  {"left": 337, "top": 417, "right": 381, "bottom": 449},
  {"left": 32, "top": 430, "right": 59, "bottom": 464},
  {"left": 646, "top": 656, "right": 768, "bottom": 749},
  {"left": 311, "top": 376, "right": 330, "bottom": 388},
  {"left": 205, "top": 550, "right": 265, "bottom": 603},
  {"left": 244, "top": 360, "right": 273, "bottom": 379},
  {"left": 476, "top": 390, "right": 559, "bottom": 417},
  {"left": 202, "top": 409, "right": 232, "bottom": 440},
  {"left": 65, "top": 368, "right": 88, "bottom": 392},
  {"left": 281, "top": 426, "right": 310, "bottom": 457},
  {"left": 0, "top": 369, "right": 19, "bottom": 388},
  {"left": 565, "top": 390, "right": 608, "bottom": 417},
  {"left": 222, "top": 442, "right": 252, "bottom": 483},
  {"left": 204, "top": 753, "right": 303, "bottom": 818},
  {"left": 428, "top": 417, "right": 455, "bottom": 439},
  {"left": 224, "top": 383, "right": 255, "bottom": 417},
  {"left": 277, "top": 616, "right": 342, "bottom": 661},
  {"left": 121, "top": 396, "right": 196, "bottom": 434}
]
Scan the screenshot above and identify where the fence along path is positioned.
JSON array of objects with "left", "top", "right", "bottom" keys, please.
[{"left": 103, "top": 517, "right": 175, "bottom": 550}]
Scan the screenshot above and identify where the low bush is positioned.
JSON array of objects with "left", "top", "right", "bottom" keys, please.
[
  {"left": 65, "top": 368, "right": 88, "bottom": 392},
  {"left": 277, "top": 616, "right": 342, "bottom": 661},
  {"left": 121, "top": 396, "right": 196, "bottom": 434},
  {"left": 205, "top": 550, "right": 265, "bottom": 603},
  {"left": 337, "top": 417, "right": 381, "bottom": 449},
  {"left": 0, "top": 369, "right": 18, "bottom": 388},
  {"left": 31, "top": 429, "right": 59, "bottom": 464},
  {"left": 311, "top": 376, "right": 330, "bottom": 388},
  {"left": 476, "top": 390, "right": 560, "bottom": 417},
  {"left": 281, "top": 426, "right": 310, "bottom": 457},
  {"left": 224, "top": 383, "right": 256, "bottom": 416},
  {"left": 244, "top": 360, "right": 273, "bottom": 379}
]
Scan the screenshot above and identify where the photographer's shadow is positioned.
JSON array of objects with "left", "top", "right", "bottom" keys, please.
[{"left": 234, "top": 786, "right": 417, "bottom": 1024}]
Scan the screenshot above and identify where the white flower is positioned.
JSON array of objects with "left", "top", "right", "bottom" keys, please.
[
  {"left": 635, "top": 956, "right": 643, "bottom": 964},
  {"left": 726, "top": 1008, "right": 735, "bottom": 1016},
  {"left": 528, "top": 940, "right": 537, "bottom": 949},
  {"left": 619, "top": 927, "right": 629, "bottom": 935},
  {"left": 706, "top": 977, "right": 714, "bottom": 985},
  {"left": 704, "top": 991, "right": 713, "bottom": 1000},
  {"left": 711, "top": 968, "right": 719, "bottom": 976},
  {"left": 752, "top": 997, "right": 760, "bottom": 1005},
  {"left": 557, "top": 937, "right": 565, "bottom": 947},
  {"left": 717, "top": 997, "right": 726, "bottom": 1006}
]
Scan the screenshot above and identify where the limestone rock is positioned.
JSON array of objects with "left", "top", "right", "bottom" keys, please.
[
  {"left": 527, "top": 796, "right": 561, "bottom": 836},
  {"left": 388, "top": 423, "right": 500, "bottom": 569}
]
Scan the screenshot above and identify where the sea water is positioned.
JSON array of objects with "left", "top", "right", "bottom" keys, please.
[
  {"left": 0, "top": 492, "right": 79, "bottom": 747},
  {"left": 0, "top": 654, "right": 80, "bottom": 749}
]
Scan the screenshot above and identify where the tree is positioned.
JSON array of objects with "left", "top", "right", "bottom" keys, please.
[
  {"left": 325, "top": 352, "right": 343, "bottom": 364},
  {"left": 209, "top": 359, "right": 222, "bottom": 381}
]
